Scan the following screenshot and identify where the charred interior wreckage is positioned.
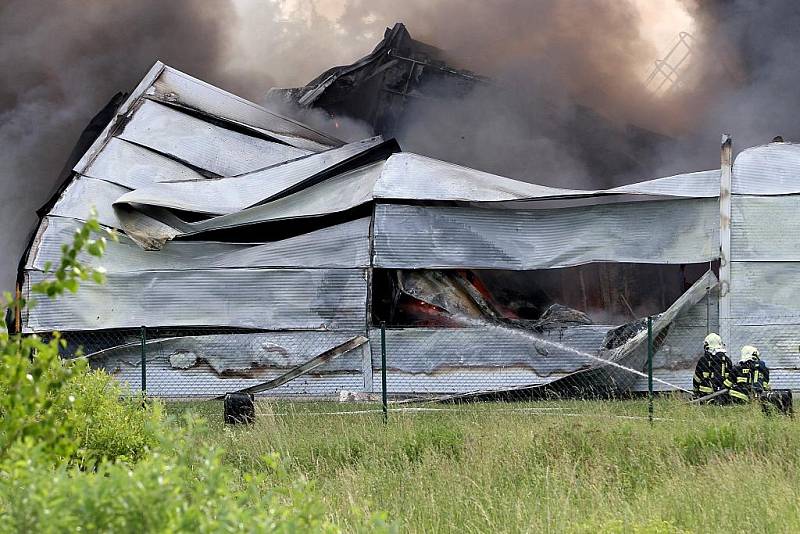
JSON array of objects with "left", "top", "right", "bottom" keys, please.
[{"left": 11, "top": 28, "right": 800, "bottom": 399}]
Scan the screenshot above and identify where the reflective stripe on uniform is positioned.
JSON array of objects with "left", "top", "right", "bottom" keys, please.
[
  {"left": 698, "top": 385, "right": 713, "bottom": 393},
  {"left": 729, "top": 389, "right": 749, "bottom": 401},
  {"left": 737, "top": 377, "right": 748, "bottom": 383}
]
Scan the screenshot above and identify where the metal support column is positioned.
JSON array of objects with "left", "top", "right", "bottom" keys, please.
[
  {"left": 719, "top": 135, "right": 733, "bottom": 343},
  {"left": 381, "top": 321, "right": 388, "bottom": 424},
  {"left": 647, "top": 316, "right": 654, "bottom": 423},
  {"left": 140, "top": 325, "right": 147, "bottom": 395}
]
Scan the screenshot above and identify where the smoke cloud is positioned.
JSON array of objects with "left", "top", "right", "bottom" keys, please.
[
  {"left": 654, "top": 0, "right": 800, "bottom": 171},
  {"left": 246, "top": 0, "right": 672, "bottom": 188},
  {"left": 2, "top": 0, "right": 800, "bottom": 293},
  {"left": 0, "top": 0, "right": 274, "bottom": 293}
]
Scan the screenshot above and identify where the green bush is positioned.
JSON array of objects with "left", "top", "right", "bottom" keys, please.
[
  {"left": 0, "top": 211, "right": 115, "bottom": 465},
  {"left": 0, "top": 217, "right": 392, "bottom": 533},
  {"left": 59, "top": 369, "right": 164, "bottom": 465},
  {"left": 0, "top": 421, "right": 355, "bottom": 534}
]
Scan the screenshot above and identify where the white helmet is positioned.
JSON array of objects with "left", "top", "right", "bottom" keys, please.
[
  {"left": 740, "top": 345, "right": 760, "bottom": 362},
  {"left": 704, "top": 333, "right": 724, "bottom": 352}
]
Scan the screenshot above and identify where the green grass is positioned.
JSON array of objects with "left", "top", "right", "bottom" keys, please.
[{"left": 168, "top": 398, "right": 800, "bottom": 533}]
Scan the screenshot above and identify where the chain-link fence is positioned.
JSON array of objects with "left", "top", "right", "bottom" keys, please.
[
  {"left": 52, "top": 327, "right": 370, "bottom": 400},
  {"left": 44, "top": 317, "right": 687, "bottom": 422},
  {"left": 40, "top": 279, "right": 731, "bottom": 422},
  {"left": 374, "top": 318, "right": 669, "bottom": 422}
]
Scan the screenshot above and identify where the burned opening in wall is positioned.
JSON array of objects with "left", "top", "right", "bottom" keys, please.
[{"left": 372, "top": 263, "right": 713, "bottom": 328}]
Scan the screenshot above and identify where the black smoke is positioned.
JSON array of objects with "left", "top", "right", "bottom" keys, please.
[
  {"left": 3, "top": 0, "right": 800, "bottom": 293},
  {"left": 0, "top": 0, "right": 277, "bottom": 292},
  {"left": 656, "top": 0, "right": 800, "bottom": 172}
]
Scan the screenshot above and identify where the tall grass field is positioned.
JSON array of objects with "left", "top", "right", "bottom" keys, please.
[{"left": 170, "top": 398, "right": 800, "bottom": 533}]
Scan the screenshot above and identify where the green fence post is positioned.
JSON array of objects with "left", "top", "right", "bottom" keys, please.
[
  {"left": 381, "top": 321, "right": 388, "bottom": 425},
  {"left": 647, "top": 316, "right": 653, "bottom": 423},
  {"left": 141, "top": 325, "right": 147, "bottom": 396}
]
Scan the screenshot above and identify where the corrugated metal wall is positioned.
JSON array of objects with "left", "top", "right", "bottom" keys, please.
[
  {"left": 728, "top": 143, "right": 800, "bottom": 388},
  {"left": 24, "top": 269, "right": 367, "bottom": 332},
  {"left": 374, "top": 200, "right": 719, "bottom": 270}
]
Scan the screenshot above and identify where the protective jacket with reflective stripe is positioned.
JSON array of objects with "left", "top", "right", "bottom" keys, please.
[
  {"left": 693, "top": 350, "right": 733, "bottom": 397},
  {"left": 730, "top": 358, "right": 770, "bottom": 401}
]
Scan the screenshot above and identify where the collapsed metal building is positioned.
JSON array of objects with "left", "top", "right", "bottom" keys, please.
[{"left": 13, "top": 61, "right": 800, "bottom": 397}]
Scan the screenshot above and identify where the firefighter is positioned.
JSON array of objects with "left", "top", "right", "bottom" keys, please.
[
  {"left": 693, "top": 333, "right": 734, "bottom": 400},
  {"left": 729, "top": 345, "right": 770, "bottom": 403}
]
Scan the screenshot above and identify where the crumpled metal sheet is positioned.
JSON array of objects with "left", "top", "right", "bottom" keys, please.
[
  {"left": 113, "top": 137, "right": 388, "bottom": 216},
  {"left": 23, "top": 268, "right": 367, "bottom": 332},
  {"left": 107, "top": 149, "right": 722, "bottom": 248},
  {"left": 369, "top": 325, "right": 612, "bottom": 394},
  {"left": 729, "top": 262, "right": 800, "bottom": 326},
  {"left": 589, "top": 270, "right": 718, "bottom": 392},
  {"left": 87, "top": 331, "right": 367, "bottom": 398},
  {"left": 733, "top": 142, "right": 800, "bottom": 195},
  {"left": 395, "top": 271, "right": 495, "bottom": 322},
  {"left": 606, "top": 169, "right": 720, "bottom": 198},
  {"left": 630, "top": 291, "right": 719, "bottom": 391},
  {"left": 168, "top": 161, "right": 383, "bottom": 238},
  {"left": 732, "top": 195, "right": 800, "bottom": 261},
  {"left": 373, "top": 199, "right": 719, "bottom": 269},
  {"left": 674, "top": 288, "right": 719, "bottom": 328},
  {"left": 83, "top": 138, "right": 209, "bottom": 189},
  {"left": 117, "top": 100, "right": 311, "bottom": 176},
  {"left": 376, "top": 153, "right": 585, "bottom": 202},
  {"left": 50, "top": 176, "right": 130, "bottom": 229},
  {"left": 73, "top": 62, "right": 168, "bottom": 177},
  {"left": 73, "top": 62, "right": 338, "bottom": 179},
  {"left": 108, "top": 149, "right": 722, "bottom": 248},
  {"left": 113, "top": 205, "right": 185, "bottom": 250},
  {"left": 376, "top": 153, "right": 719, "bottom": 202},
  {"left": 90, "top": 332, "right": 363, "bottom": 373},
  {"left": 404, "top": 273, "right": 717, "bottom": 397},
  {"left": 148, "top": 66, "right": 342, "bottom": 152},
  {"left": 27, "top": 217, "right": 371, "bottom": 272}
]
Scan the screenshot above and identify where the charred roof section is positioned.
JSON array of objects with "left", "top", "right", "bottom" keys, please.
[
  {"left": 268, "top": 23, "right": 488, "bottom": 139},
  {"left": 270, "top": 22, "right": 674, "bottom": 187}
]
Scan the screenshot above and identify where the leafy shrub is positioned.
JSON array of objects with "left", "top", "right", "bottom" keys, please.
[
  {"left": 59, "top": 369, "right": 164, "bottom": 465},
  {"left": 0, "top": 330, "right": 86, "bottom": 464},
  {"left": 0, "top": 420, "right": 359, "bottom": 533},
  {"left": 0, "top": 211, "right": 115, "bottom": 465},
  {"left": 0, "top": 217, "right": 391, "bottom": 532}
]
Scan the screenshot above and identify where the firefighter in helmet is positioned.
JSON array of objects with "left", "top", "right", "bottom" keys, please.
[
  {"left": 693, "top": 333, "right": 734, "bottom": 400},
  {"left": 729, "top": 345, "right": 771, "bottom": 403}
]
